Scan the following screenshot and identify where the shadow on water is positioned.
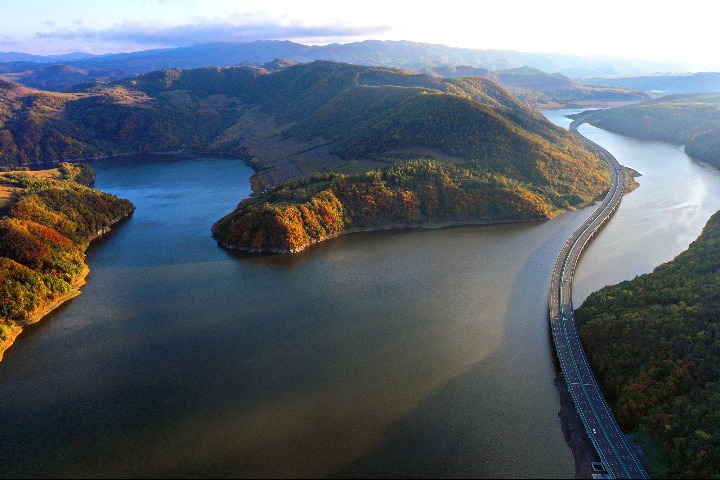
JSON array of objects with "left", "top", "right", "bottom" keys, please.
[{"left": 331, "top": 211, "right": 590, "bottom": 479}]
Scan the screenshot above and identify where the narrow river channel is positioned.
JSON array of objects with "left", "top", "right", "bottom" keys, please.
[
  {"left": 544, "top": 109, "right": 720, "bottom": 305},
  {"left": 0, "top": 111, "right": 718, "bottom": 478}
]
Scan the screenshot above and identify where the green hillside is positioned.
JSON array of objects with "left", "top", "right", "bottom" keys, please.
[
  {"left": 576, "top": 210, "right": 720, "bottom": 478},
  {"left": 210, "top": 78, "right": 609, "bottom": 253},
  {"left": 292, "top": 85, "right": 600, "bottom": 189},
  {"left": 174, "top": 63, "right": 611, "bottom": 253},
  {"left": 1, "top": 60, "right": 608, "bottom": 186},
  {"left": 0, "top": 60, "right": 611, "bottom": 252}
]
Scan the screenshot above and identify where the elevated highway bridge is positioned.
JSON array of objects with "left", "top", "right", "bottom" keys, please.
[{"left": 549, "top": 116, "right": 648, "bottom": 479}]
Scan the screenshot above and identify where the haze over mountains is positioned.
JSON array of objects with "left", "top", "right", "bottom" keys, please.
[
  {"left": 0, "top": 39, "right": 690, "bottom": 92},
  {"left": 420, "top": 65, "right": 653, "bottom": 108},
  {"left": 584, "top": 72, "right": 720, "bottom": 94},
  {"left": 0, "top": 52, "right": 95, "bottom": 63}
]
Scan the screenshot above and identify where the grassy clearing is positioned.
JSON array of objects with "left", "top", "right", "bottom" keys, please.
[{"left": 0, "top": 168, "right": 62, "bottom": 208}]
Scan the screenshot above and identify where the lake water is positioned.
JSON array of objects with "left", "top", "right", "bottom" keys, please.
[{"left": 1, "top": 111, "right": 719, "bottom": 478}]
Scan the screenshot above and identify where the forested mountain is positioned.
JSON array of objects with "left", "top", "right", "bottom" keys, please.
[
  {"left": 0, "top": 77, "right": 238, "bottom": 165},
  {"left": 0, "top": 61, "right": 606, "bottom": 185},
  {"left": 0, "top": 60, "right": 611, "bottom": 252},
  {"left": 576, "top": 210, "right": 720, "bottom": 478},
  {"left": 211, "top": 155, "right": 600, "bottom": 254},
  {"left": 104, "top": 60, "right": 611, "bottom": 201},
  {"left": 0, "top": 63, "right": 123, "bottom": 92},
  {"left": 420, "top": 65, "right": 653, "bottom": 108},
  {"left": 0, "top": 39, "right": 687, "bottom": 92},
  {"left": 579, "top": 94, "right": 720, "bottom": 168}
]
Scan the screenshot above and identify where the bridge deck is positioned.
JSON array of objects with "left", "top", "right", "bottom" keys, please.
[{"left": 549, "top": 117, "right": 648, "bottom": 479}]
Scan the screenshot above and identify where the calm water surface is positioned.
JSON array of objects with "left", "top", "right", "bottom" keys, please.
[{"left": 1, "top": 111, "right": 719, "bottom": 478}]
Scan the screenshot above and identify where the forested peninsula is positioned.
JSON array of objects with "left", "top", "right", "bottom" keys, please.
[
  {"left": 578, "top": 94, "right": 720, "bottom": 168},
  {"left": 212, "top": 162, "right": 561, "bottom": 253},
  {"left": 0, "top": 163, "right": 134, "bottom": 360},
  {"left": 576, "top": 210, "right": 720, "bottom": 478}
]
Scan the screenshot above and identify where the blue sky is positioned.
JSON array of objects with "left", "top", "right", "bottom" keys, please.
[{"left": 2, "top": 0, "right": 717, "bottom": 70}]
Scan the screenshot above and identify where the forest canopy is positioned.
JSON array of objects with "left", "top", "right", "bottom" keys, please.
[{"left": 576, "top": 210, "right": 720, "bottom": 478}]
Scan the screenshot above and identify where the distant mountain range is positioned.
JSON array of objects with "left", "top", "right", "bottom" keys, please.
[
  {"left": 0, "top": 40, "right": 689, "bottom": 92},
  {"left": 583, "top": 72, "right": 720, "bottom": 94},
  {"left": 0, "top": 51, "right": 95, "bottom": 63},
  {"left": 420, "top": 65, "right": 653, "bottom": 108}
]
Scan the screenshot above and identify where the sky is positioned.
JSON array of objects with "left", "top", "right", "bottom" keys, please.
[{"left": 1, "top": 0, "right": 717, "bottom": 70}]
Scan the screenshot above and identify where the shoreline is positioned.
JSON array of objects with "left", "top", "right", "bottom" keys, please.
[
  {"left": 25, "top": 265, "right": 89, "bottom": 326},
  {"left": 555, "top": 175, "right": 642, "bottom": 479},
  {"left": 535, "top": 100, "right": 647, "bottom": 110},
  {"left": 216, "top": 216, "right": 550, "bottom": 254},
  {"left": 215, "top": 187, "right": 612, "bottom": 256},
  {"left": 0, "top": 324, "right": 23, "bottom": 362},
  {"left": 77, "top": 124, "right": 611, "bottom": 477},
  {"left": 0, "top": 269, "right": 87, "bottom": 363},
  {"left": 0, "top": 211, "right": 133, "bottom": 363}
]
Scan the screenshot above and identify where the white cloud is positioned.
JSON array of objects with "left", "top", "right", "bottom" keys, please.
[{"left": 34, "top": 16, "right": 391, "bottom": 49}]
